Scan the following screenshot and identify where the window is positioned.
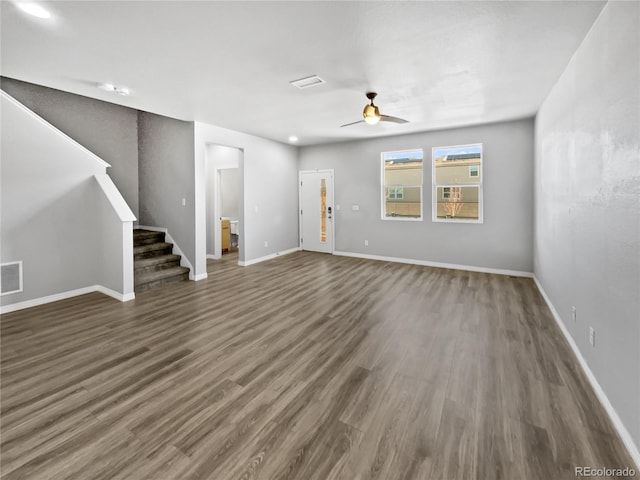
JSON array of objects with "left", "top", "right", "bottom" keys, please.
[
  {"left": 432, "top": 144, "right": 482, "bottom": 223},
  {"left": 382, "top": 149, "right": 423, "bottom": 220},
  {"left": 388, "top": 187, "right": 404, "bottom": 200}
]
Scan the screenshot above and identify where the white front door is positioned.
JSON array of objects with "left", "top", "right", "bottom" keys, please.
[{"left": 300, "top": 170, "right": 334, "bottom": 253}]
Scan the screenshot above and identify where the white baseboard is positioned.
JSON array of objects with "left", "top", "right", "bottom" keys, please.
[
  {"left": 95, "top": 286, "right": 135, "bottom": 302},
  {"left": 533, "top": 276, "right": 640, "bottom": 470},
  {"left": 192, "top": 273, "right": 208, "bottom": 281},
  {"left": 206, "top": 254, "right": 220, "bottom": 260},
  {"left": 239, "top": 247, "right": 300, "bottom": 267},
  {"left": 0, "top": 285, "right": 134, "bottom": 314},
  {"left": 137, "top": 225, "right": 196, "bottom": 280},
  {"left": 332, "top": 251, "right": 534, "bottom": 278}
]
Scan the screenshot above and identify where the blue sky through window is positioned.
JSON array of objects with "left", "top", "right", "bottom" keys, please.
[
  {"left": 383, "top": 150, "right": 423, "bottom": 163},
  {"left": 433, "top": 145, "right": 482, "bottom": 158}
]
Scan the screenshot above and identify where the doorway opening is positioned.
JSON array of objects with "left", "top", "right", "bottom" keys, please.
[{"left": 205, "top": 144, "right": 243, "bottom": 262}]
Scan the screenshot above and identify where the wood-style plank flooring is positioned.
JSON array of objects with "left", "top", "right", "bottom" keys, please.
[{"left": 1, "top": 251, "right": 635, "bottom": 479}]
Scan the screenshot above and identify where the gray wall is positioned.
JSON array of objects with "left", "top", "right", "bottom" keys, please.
[
  {"left": 138, "top": 112, "right": 196, "bottom": 267},
  {"left": 299, "top": 118, "right": 534, "bottom": 272},
  {"left": 534, "top": 2, "right": 640, "bottom": 449},
  {"left": 0, "top": 77, "right": 140, "bottom": 217}
]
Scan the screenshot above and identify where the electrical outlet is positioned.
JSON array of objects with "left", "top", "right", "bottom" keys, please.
[
  {"left": 181, "top": 198, "right": 186, "bottom": 207},
  {"left": 364, "top": 240, "right": 369, "bottom": 247},
  {"left": 589, "top": 327, "right": 595, "bottom": 347},
  {"left": 352, "top": 205, "right": 360, "bottom": 211},
  {"left": 264, "top": 241, "right": 268, "bottom": 248},
  {"left": 571, "top": 306, "right": 576, "bottom": 322}
]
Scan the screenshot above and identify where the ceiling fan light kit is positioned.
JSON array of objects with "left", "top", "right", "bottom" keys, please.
[
  {"left": 363, "top": 104, "right": 381, "bottom": 124},
  {"left": 341, "top": 92, "right": 409, "bottom": 128}
]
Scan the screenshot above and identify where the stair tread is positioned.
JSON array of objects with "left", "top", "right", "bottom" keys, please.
[
  {"left": 135, "top": 266, "right": 190, "bottom": 285},
  {"left": 133, "top": 230, "right": 166, "bottom": 247},
  {"left": 135, "top": 254, "right": 181, "bottom": 268},
  {"left": 134, "top": 242, "right": 172, "bottom": 254}
]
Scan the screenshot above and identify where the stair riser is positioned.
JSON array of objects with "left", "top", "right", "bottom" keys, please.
[
  {"left": 133, "top": 233, "right": 166, "bottom": 247},
  {"left": 134, "top": 246, "right": 173, "bottom": 260},
  {"left": 135, "top": 260, "right": 181, "bottom": 276},
  {"left": 135, "top": 272, "right": 189, "bottom": 292}
]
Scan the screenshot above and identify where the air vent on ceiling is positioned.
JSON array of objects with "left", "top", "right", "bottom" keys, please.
[
  {"left": 290, "top": 75, "right": 325, "bottom": 89},
  {"left": 1, "top": 261, "right": 23, "bottom": 295}
]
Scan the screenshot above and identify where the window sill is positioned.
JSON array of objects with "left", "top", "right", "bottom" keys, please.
[
  {"left": 382, "top": 216, "right": 423, "bottom": 222},
  {"left": 432, "top": 217, "right": 483, "bottom": 224}
]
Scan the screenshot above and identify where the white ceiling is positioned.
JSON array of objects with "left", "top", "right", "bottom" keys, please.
[{"left": 1, "top": 1, "right": 605, "bottom": 146}]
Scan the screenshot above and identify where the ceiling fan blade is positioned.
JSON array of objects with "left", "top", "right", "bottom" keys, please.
[
  {"left": 380, "top": 114, "right": 409, "bottom": 124},
  {"left": 340, "top": 119, "right": 366, "bottom": 128}
]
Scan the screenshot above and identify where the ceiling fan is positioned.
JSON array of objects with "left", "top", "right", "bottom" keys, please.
[{"left": 340, "top": 92, "right": 409, "bottom": 127}]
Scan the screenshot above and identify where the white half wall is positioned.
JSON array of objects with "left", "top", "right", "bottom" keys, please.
[
  {"left": 534, "top": 1, "right": 640, "bottom": 459},
  {"left": 1, "top": 91, "right": 136, "bottom": 310}
]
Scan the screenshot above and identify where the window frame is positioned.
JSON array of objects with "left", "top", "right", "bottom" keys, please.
[
  {"left": 432, "top": 143, "right": 483, "bottom": 224},
  {"left": 381, "top": 148, "right": 423, "bottom": 221}
]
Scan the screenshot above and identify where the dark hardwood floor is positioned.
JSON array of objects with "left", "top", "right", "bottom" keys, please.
[{"left": 1, "top": 251, "right": 635, "bottom": 479}]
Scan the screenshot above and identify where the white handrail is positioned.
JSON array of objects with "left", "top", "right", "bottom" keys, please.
[{"left": 94, "top": 174, "right": 136, "bottom": 222}]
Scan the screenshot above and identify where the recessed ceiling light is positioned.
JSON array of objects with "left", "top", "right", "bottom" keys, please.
[
  {"left": 288, "top": 136, "right": 298, "bottom": 143},
  {"left": 98, "top": 83, "right": 130, "bottom": 96},
  {"left": 98, "top": 83, "right": 115, "bottom": 92},
  {"left": 15, "top": 2, "right": 51, "bottom": 19}
]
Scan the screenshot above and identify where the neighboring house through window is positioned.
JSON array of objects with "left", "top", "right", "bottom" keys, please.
[
  {"left": 382, "top": 149, "right": 423, "bottom": 220},
  {"left": 432, "top": 144, "right": 483, "bottom": 223}
]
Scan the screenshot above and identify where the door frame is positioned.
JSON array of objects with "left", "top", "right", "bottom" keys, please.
[{"left": 298, "top": 169, "right": 335, "bottom": 254}]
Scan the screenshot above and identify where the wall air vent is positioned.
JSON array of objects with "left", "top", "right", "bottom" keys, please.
[
  {"left": 1, "top": 261, "right": 23, "bottom": 295},
  {"left": 290, "top": 75, "right": 326, "bottom": 89}
]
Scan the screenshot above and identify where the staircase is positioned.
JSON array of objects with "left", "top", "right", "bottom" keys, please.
[{"left": 134, "top": 229, "right": 190, "bottom": 292}]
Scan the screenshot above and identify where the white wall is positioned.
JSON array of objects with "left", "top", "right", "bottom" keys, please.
[
  {"left": 535, "top": 1, "right": 640, "bottom": 458},
  {"left": 194, "top": 122, "right": 299, "bottom": 275},
  {"left": 220, "top": 168, "right": 241, "bottom": 221},
  {"left": 299, "top": 118, "right": 534, "bottom": 273},
  {"left": 0, "top": 91, "right": 135, "bottom": 310}
]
